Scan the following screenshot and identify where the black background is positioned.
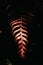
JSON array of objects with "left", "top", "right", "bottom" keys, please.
[{"left": 0, "top": 0, "right": 43, "bottom": 65}]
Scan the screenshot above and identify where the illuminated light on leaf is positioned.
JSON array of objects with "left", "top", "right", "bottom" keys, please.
[
  {"left": 0, "top": 30, "right": 2, "bottom": 34},
  {"left": 10, "top": 15, "right": 32, "bottom": 58}
]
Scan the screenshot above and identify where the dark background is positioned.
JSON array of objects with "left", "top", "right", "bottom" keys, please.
[{"left": 0, "top": 0, "right": 43, "bottom": 65}]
